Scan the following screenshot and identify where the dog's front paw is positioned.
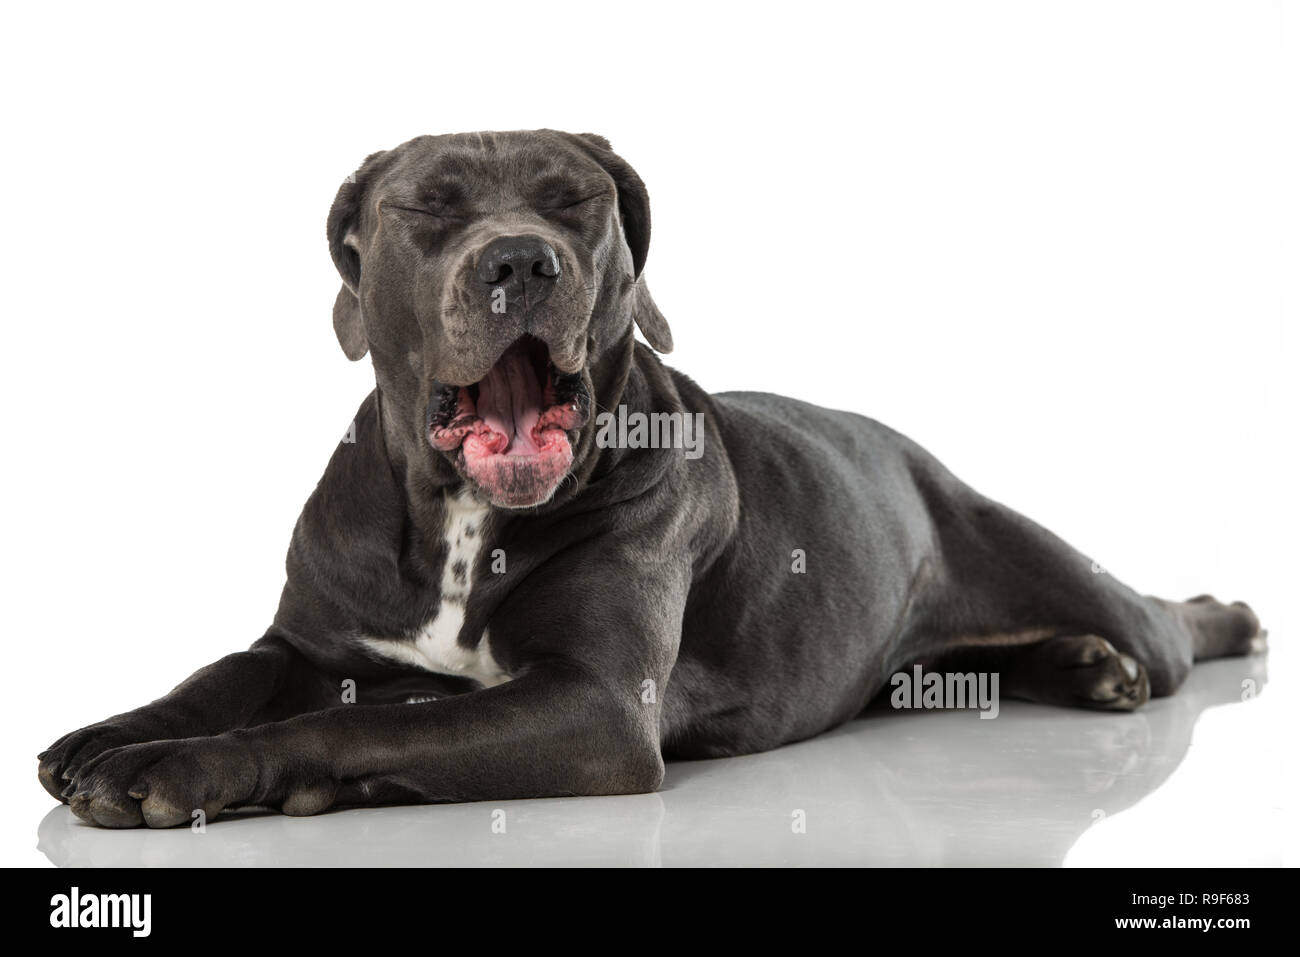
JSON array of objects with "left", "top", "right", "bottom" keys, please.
[
  {"left": 38, "top": 717, "right": 167, "bottom": 805},
  {"left": 66, "top": 735, "right": 259, "bottom": 829}
]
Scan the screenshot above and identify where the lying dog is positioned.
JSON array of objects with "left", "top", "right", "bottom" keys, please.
[{"left": 39, "top": 130, "right": 1265, "bottom": 828}]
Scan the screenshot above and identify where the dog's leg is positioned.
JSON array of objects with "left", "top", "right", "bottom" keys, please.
[
  {"left": 62, "top": 661, "right": 663, "bottom": 827},
  {"left": 923, "top": 596, "right": 1263, "bottom": 711},
  {"left": 38, "top": 634, "right": 334, "bottom": 811},
  {"left": 916, "top": 482, "right": 1265, "bottom": 700},
  {"left": 929, "top": 634, "right": 1152, "bottom": 711}
]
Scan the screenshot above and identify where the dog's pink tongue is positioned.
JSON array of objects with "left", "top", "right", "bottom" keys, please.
[{"left": 476, "top": 349, "right": 543, "bottom": 455}]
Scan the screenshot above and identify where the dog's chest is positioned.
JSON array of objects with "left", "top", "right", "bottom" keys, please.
[{"left": 358, "top": 490, "right": 510, "bottom": 687}]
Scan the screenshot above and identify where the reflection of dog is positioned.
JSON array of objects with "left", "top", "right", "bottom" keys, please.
[{"left": 39, "top": 131, "right": 1266, "bottom": 828}]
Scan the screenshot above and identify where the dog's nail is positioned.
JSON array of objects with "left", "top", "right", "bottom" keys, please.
[
  {"left": 127, "top": 785, "right": 149, "bottom": 800},
  {"left": 61, "top": 783, "right": 77, "bottom": 799}
]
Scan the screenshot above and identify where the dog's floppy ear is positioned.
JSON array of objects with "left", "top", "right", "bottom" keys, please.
[
  {"left": 572, "top": 133, "right": 650, "bottom": 279},
  {"left": 629, "top": 279, "right": 672, "bottom": 354},
  {"left": 569, "top": 133, "right": 672, "bottom": 353},
  {"left": 326, "top": 151, "right": 387, "bottom": 361}
]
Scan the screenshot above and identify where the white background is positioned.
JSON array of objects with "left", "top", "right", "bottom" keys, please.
[{"left": 1, "top": 0, "right": 1295, "bottom": 866}]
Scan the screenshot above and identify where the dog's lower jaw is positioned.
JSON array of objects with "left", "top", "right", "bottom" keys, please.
[{"left": 459, "top": 440, "right": 575, "bottom": 509}]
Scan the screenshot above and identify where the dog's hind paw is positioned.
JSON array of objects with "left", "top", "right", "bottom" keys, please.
[
  {"left": 1016, "top": 634, "right": 1151, "bottom": 712},
  {"left": 1169, "top": 595, "right": 1266, "bottom": 661}
]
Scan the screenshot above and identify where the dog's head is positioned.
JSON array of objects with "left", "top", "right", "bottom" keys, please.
[{"left": 327, "top": 130, "right": 671, "bottom": 509}]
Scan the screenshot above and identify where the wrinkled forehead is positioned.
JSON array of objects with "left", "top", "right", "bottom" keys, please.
[{"left": 375, "top": 131, "right": 610, "bottom": 206}]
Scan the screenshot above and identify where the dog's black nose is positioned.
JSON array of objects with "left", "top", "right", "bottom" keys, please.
[{"left": 477, "top": 235, "right": 560, "bottom": 308}]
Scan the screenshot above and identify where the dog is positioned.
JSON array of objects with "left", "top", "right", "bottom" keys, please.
[{"left": 39, "top": 130, "right": 1265, "bottom": 828}]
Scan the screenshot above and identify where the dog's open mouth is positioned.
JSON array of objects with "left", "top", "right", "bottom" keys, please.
[{"left": 427, "top": 336, "right": 590, "bottom": 507}]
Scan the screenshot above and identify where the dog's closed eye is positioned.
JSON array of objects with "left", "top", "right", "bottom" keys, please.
[
  {"left": 383, "top": 201, "right": 457, "bottom": 220},
  {"left": 553, "top": 193, "right": 604, "bottom": 210},
  {"left": 533, "top": 175, "right": 610, "bottom": 213}
]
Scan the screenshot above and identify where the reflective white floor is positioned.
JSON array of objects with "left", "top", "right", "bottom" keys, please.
[{"left": 33, "top": 655, "right": 1284, "bottom": 867}]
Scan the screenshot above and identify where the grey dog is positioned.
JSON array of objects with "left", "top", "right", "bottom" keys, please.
[{"left": 39, "top": 130, "right": 1264, "bottom": 828}]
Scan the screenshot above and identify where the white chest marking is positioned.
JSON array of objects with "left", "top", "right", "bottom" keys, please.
[{"left": 359, "top": 489, "right": 511, "bottom": 687}]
